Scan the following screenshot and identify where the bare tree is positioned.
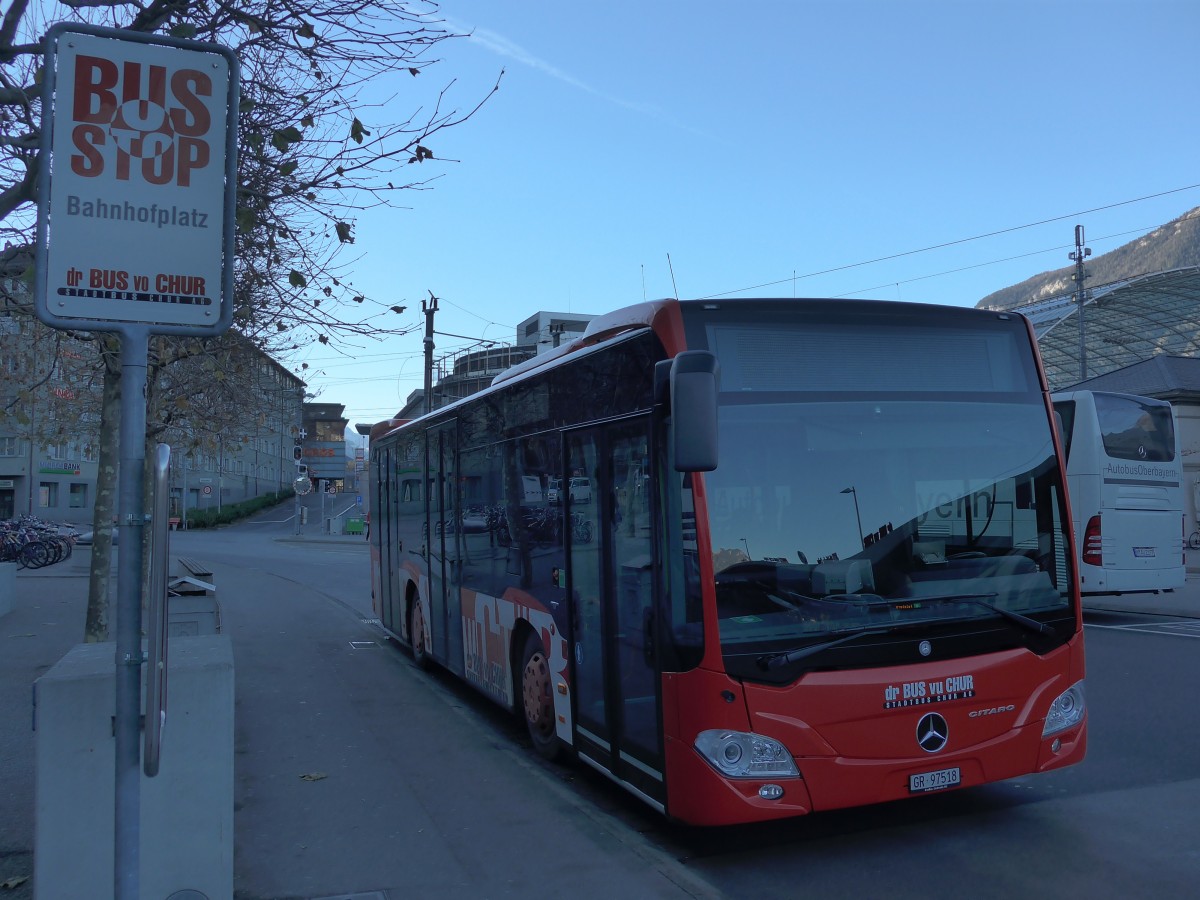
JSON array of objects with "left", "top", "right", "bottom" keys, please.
[{"left": 1, "top": 1, "right": 500, "bottom": 639}]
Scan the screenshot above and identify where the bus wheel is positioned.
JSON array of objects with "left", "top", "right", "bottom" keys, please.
[
  {"left": 410, "top": 597, "right": 430, "bottom": 670},
  {"left": 520, "top": 631, "right": 560, "bottom": 761}
]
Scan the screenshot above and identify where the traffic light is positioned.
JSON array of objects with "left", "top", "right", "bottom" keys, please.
[{"left": 293, "top": 445, "right": 303, "bottom": 462}]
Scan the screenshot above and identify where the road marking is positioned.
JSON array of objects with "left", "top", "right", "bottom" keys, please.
[{"left": 1086, "top": 620, "right": 1200, "bottom": 638}]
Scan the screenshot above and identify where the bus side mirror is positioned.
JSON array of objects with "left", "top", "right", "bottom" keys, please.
[{"left": 671, "top": 351, "right": 719, "bottom": 472}]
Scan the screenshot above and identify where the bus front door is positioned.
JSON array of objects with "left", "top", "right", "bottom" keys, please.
[
  {"left": 568, "top": 419, "right": 665, "bottom": 809},
  {"left": 429, "top": 421, "right": 464, "bottom": 670}
]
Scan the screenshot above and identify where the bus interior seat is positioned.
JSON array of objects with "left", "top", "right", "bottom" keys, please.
[
  {"left": 913, "top": 540, "right": 947, "bottom": 566},
  {"left": 910, "top": 551, "right": 1037, "bottom": 582},
  {"left": 812, "top": 559, "right": 875, "bottom": 596}
]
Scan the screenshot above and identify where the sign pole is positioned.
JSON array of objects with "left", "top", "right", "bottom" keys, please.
[{"left": 113, "top": 326, "right": 150, "bottom": 898}]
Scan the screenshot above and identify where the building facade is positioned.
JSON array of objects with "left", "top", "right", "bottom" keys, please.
[
  {"left": 300, "top": 402, "right": 351, "bottom": 491},
  {"left": 3, "top": 250, "right": 307, "bottom": 524},
  {"left": 170, "top": 350, "right": 307, "bottom": 520},
  {"left": 2, "top": 252, "right": 105, "bottom": 524},
  {"left": 394, "top": 310, "right": 598, "bottom": 420}
]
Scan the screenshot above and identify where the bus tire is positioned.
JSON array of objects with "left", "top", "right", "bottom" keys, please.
[
  {"left": 519, "top": 630, "right": 561, "bottom": 762},
  {"left": 409, "top": 595, "right": 430, "bottom": 670}
]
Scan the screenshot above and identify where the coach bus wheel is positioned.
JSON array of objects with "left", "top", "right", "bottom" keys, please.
[
  {"left": 410, "top": 597, "right": 430, "bottom": 670},
  {"left": 520, "top": 631, "right": 560, "bottom": 761}
]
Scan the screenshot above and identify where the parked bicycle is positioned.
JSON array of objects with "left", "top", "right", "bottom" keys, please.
[
  {"left": 570, "top": 511, "right": 593, "bottom": 544},
  {"left": 0, "top": 516, "right": 78, "bottom": 569}
]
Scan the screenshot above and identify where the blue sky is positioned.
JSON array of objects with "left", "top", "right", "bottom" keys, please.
[{"left": 299, "top": 0, "right": 1200, "bottom": 431}]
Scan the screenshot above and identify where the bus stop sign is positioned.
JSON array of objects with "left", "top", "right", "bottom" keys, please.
[{"left": 35, "top": 24, "right": 238, "bottom": 336}]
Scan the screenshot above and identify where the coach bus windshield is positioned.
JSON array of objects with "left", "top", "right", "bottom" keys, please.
[{"left": 681, "top": 301, "right": 1076, "bottom": 680}]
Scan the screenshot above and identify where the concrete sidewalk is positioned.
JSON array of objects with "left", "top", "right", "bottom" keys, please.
[{"left": 0, "top": 546, "right": 715, "bottom": 900}]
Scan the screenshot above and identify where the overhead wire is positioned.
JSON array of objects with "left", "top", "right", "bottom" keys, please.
[
  {"left": 317, "top": 184, "right": 1200, "bottom": 423},
  {"left": 697, "top": 183, "right": 1200, "bottom": 300},
  {"left": 834, "top": 224, "right": 1166, "bottom": 299}
]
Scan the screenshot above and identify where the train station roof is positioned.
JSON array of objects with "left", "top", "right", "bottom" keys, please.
[{"left": 1004, "top": 266, "right": 1200, "bottom": 391}]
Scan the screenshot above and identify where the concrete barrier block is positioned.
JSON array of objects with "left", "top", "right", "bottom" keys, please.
[
  {"left": 167, "top": 592, "right": 222, "bottom": 637},
  {"left": 0, "top": 561, "right": 14, "bottom": 618},
  {"left": 34, "top": 635, "right": 234, "bottom": 900}
]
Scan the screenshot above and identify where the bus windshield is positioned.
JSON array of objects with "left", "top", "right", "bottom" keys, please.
[{"left": 683, "top": 303, "right": 1075, "bottom": 677}]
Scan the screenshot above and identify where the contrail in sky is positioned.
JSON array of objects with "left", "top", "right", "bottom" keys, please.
[
  {"left": 446, "top": 18, "right": 682, "bottom": 122},
  {"left": 470, "top": 26, "right": 660, "bottom": 116}
]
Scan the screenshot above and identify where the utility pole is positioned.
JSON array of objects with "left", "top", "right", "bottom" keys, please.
[
  {"left": 423, "top": 292, "right": 439, "bottom": 415},
  {"left": 1070, "top": 225, "right": 1092, "bottom": 381},
  {"left": 549, "top": 321, "right": 565, "bottom": 348},
  {"left": 841, "top": 486, "right": 865, "bottom": 549}
]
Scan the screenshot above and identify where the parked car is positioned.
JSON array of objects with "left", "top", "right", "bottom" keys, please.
[
  {"left": 568, "top": 477, "right": 591, "bottom": 503},
  {"left": 74, "top": 528, "right": 116, "bottom": 546}
]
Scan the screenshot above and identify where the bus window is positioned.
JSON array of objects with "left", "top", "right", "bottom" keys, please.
[
  {"left": 1052, "top": 399, "right": 1076, "bottom": 462},
  {"left": 1094, "top": 393, "right": 1175, "bottom": 462}
]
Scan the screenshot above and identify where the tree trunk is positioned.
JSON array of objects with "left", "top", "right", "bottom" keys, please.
[{"left": 84, "top": 346, "right": 121, "bottom": 643}]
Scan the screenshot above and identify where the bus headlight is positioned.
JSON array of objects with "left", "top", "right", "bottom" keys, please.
[
  {"left": 694, "top": 730, "right": 799, "bottom": 778},
  {"left": 1042, "top": 680, "right": 1086, "bottom": 737}
]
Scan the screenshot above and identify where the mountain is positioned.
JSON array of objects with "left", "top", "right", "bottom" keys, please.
[{"left": 975, "top": 206, "right": 1200, "bottom": 310}]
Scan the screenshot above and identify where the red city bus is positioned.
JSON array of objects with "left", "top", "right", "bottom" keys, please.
[{"left": 367, "top": 298, "right": 1086, "bottom": 826}]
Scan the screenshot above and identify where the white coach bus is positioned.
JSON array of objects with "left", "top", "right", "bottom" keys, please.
[{"left": 1051, "top": 389, "right": 1185, "bottom": 593}]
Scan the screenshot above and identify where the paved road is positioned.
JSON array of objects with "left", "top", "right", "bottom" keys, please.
[
  {"left": 621, "top": 606, "right": 1200, "bottom": 899},
  {"left": 3, "top": 501, "right": 1199, "bottom": 898}
]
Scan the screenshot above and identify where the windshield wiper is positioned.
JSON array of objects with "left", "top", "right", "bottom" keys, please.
[
  {"left": 757, "top": 627, "right": 892, "bottom": 670},
  {"left": 754, "top": 593, "right": 1056, "bottom": 671},
  {"left": 911, "top": 593, "right": 1055, "bottom": 637}
]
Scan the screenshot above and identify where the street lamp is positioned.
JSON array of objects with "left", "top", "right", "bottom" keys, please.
[
  {"left": 840, "top": 486, "right": 864, "bottom": 549},
  {"left": 740, "top": 537, "right": 751, "bottom": 559}
]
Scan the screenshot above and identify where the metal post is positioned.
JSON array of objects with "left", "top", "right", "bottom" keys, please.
[
  {"left": 217, "top": 434, "right": 223, "bottom": 513},
  {"left": 25, "top": 398, "right": 35, "bottom": 516},
  {"left": 423, "top": 292, "right": 438, "bottom": 415},
  {"left": 841, "top": 486, "right": 864, "bottom": 549},
  {"left": 143, "top": 443, "right": 170, "bottom": 778},
  {"left": 1070, "top": 224, "right": 1091, "bottom": 381},
  {"left": 115, "top": 327, "right": 150, "bottom": 899}
]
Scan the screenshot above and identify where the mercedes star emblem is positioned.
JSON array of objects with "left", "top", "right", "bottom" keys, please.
[{"left": 916, "top": 712, "right": 949, "bottom": 753}]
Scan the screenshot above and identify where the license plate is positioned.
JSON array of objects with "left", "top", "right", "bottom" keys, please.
[
  {"left": 1133, "top": 547, "right": 1155, "bottom": 558},
  {"left": 909, "top": 766, "right": 961, "bottom": 793}
]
